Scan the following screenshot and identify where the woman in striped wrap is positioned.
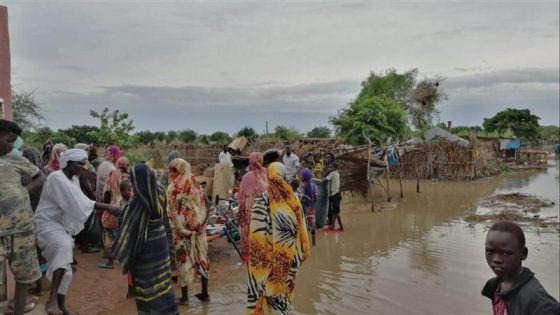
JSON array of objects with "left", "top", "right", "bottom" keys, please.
[
  {"left": 247, "top": 162, "right": 311, "bottom": 315},
  {"left": 112, "top": 164, "right": 178, "bottom": 315}
]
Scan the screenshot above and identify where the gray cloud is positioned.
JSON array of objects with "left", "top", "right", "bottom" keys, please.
[
  {"left": 39, "top": 80, "right": 361, "bottom": 133},
  {"left": 56, "top": 65, "right": 87, "bottom": 73},
  {"left": 2, "top": 1, "right": 558, "bottom": 133},
  {"left": 444, "top": 68, "right": 559, "bottom": 89},
  {"left": 95, "top": 80, "right": 360, "bottom": 112},
  {"left": 440, "top": 69, "right": 559, "bottom": 127}
]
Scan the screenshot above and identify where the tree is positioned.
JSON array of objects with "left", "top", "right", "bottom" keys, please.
[
  {"left": 166, "top": 130, "right": 178, "bottom": 142},
  {"left": 483, "top": 108, "right": 541, "bottom": 140},
  {"left": 355, "top": 69, "right": 445, "bottom": 130},
  {"left": 209, "top": 131, "right": 232, "bottom": 143},
  {"left": 178, "top": 129, "right": 197, "bottom": 143},
  {"left": 330, "top": 96, "right": 409, "bottom": 145},
  {"left": 11, "top": 89, "right": 45, "bottom": 131},
  {"left": 196, "top": 134, "right": 210, "bottom": 145},
  {"left": 273, "top": 125, "right": 301, "bottom": 141},
  {"left": 356, "top": 69, "right": 417, "bottom": 109},
  {"left": 21, "top": 127, "right": 54, "bottom": 149},
  {"left": 307, "top": 126, "right": 331, "bottom": 138},
  {"left": 407, "top": 77, "right": 446, "bottom": 129},
  {"left": 538, "top": 125, "right": 560, "bottom": 143},
  {"left": 90, "top": 107, "right": 135, "bottom": 149},
  {"left": 34, "top": 127, "right": 55, "bottom": 144},
  {"left": 236, "top": 126, "right": 258, "bottom": 141},
  {"left": 51, "top": 133, "right": 76, "bottom": 147},
  {"left": 135, "top": 130, "right": 157, "bottom": 144},
  {"left": 153, "top": 131, "right": 166, "bottom": 142},
  {"left": 58, "top": 125, "right": 100, "bottom": 145},
  {"left": 451, "top": 125, "right": 482, "bottom": 136}
]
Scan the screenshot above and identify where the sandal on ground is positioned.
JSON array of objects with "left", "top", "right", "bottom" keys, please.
[
  {"left": 97, "top": 262, "right": 115, "bottom": 269},
  {"left": 4, "top": 301, "right": 37, "bottom": 314},
  {"left": 81, "top": 246, "right": 101, "bottom": 253}
]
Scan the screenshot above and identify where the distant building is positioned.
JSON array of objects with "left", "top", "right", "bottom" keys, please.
[
  {"left": 0, "top": 5, "right": 12, "bottom": 120},
  {"left": 498, "top": 138, "right": 521, "bottom": 160}
]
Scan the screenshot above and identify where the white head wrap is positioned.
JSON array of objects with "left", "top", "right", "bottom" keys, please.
[
  {"left": 60, "top": 148, "right": 88, "bottom": 169},
  {"left": 74, "top": 143, "right": 89, "bottom": 150}
]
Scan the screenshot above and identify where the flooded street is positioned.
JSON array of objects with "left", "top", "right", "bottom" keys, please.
[
  {"left": 98, "top": 161, "right": 560, "bottom": 315},
  {"left": 290, "top": 161, "right": 559, "bottom": 315}
]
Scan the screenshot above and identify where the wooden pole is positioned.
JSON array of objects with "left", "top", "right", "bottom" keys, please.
[
  {"left": 471, "top": 147, "right": 476, "bottom": 179},
  {"left": 370, "top": 182, "right": 375, "bottom": 212},
  {"left": 399, "top": 167, "right": 404, "bottom": 198},
  {"left": 416, "top": 168, "right": 420, "bottom": 193},
  {"left": 385, "top": 167, "right": 391, "bottom": 202},
  {"left": 383, "top": 153, "right": 391, "bottom": 202}
]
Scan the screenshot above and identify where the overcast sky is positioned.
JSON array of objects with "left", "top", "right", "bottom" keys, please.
[{"left": 3, "top": 0, "right": 559, "bottom": 134}]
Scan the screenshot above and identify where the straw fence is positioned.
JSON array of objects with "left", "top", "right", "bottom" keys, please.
[
  {"left": 388, "top": 140, "right": 499, "bottom": 180},
  {"left": 130, "top": 137, "right": 499, "bottom": 194}
]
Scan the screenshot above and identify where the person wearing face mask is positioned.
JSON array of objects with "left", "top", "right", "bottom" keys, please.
[
  {"left": 10, "top": 136, "right": 23, "bottom": 156},
  {"left": 0, "top": 120, "right": 46, "bottom": 315}
]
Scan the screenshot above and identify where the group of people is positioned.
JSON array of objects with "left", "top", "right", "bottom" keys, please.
[
  {"left": 237, "top": 149, "right": 311, "bottom": 314},
  {"left": 0, "top": 119, "right": 321, "bottom": 315},
  {"left": 0, "top": 119, "right": 210, "bottom": 315},
  {"left": 3, "top": 117, "right": 557, "bottom": 315},
  {"left": 282, "top": 146, "right": 344, "bottom": 234}
]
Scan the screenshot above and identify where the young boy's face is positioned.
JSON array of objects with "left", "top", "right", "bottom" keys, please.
[
  {"left": 485, "top": 230, "right": 527, "bottom": 279},
  {"left": 0, "top": 132, "right": 17, "bottom": 157},
  {"left": 120, "top": 184, "right": 133, "bottom": 201}
]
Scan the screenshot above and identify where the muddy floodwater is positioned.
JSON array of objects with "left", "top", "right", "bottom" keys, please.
[{"left": 95, "top": 161, "right": 559, "bottom": 315}]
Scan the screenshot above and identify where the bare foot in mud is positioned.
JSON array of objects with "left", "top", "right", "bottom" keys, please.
[
  {"left": 62, "top": 307, "right": 78, "bottom": 315},
  {"left": 195, "top": 293, "right": 210, "bottom": 302},
  {"left": 176, "top": 297, "right": 189, "bottom": 305},
  {"left": 46, "top": 300, "right": 64, "bottom": 315}
]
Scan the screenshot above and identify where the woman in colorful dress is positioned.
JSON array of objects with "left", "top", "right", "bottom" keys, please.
[
  {"left": 167, "top": 158, "right": 210, "bottom": 304},
  {"left": 237, "top": 152, "right": 268, "bottom": 262},
  {"left": 247, "top": 162, "right": 311, "bottom": 315},
  {"left": 95, "top": 145, "right": 122, "bottom": 202},
  {"left": 112, "top": 164, "right": 179, "bottom": 315},
  {"left": 99, "top": 156, "right": 130, "bottom": 269}
]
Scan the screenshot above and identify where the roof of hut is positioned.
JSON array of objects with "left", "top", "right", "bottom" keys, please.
[{"left": 424, "top": 127, "right": 470, "bottom": 147}]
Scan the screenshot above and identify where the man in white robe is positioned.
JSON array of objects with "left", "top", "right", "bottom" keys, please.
[{"left": 34, "top": 149, "right": 120, "bottom": 315}]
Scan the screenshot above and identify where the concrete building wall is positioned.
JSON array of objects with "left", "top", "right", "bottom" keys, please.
[{"left": 0, "top": 6, "right": 12, "bottom": 120}]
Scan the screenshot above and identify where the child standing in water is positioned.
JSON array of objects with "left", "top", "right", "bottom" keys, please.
[{"left": 482, "top": 221, "right": 559, "bottom": 314}]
